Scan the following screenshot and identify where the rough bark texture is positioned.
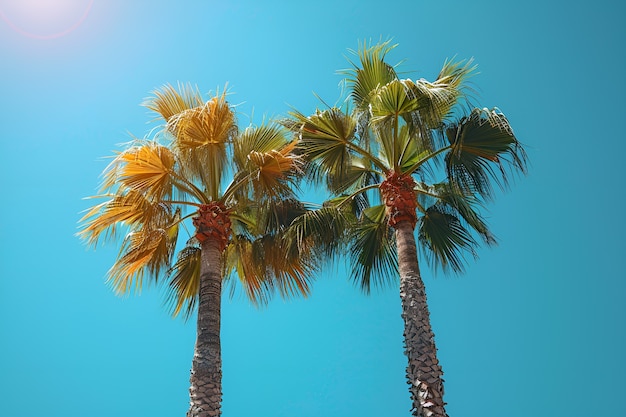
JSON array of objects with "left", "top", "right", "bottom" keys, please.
[
  {"left": 192, "top": 203, "right": 231, "bottom": 251},
  {"left": 187, "top": 212, "right": 225, "bottom": 416},
  {"left": 396, "top": 221, "right": 448, "bottom": 417},
  {"left": 380, "top": 171, "right": 418, "bottom": 228}
]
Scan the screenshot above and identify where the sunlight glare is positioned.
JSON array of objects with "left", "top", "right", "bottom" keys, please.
[{"left": 0, "top": 0, "right": 94, "bottom": 39}]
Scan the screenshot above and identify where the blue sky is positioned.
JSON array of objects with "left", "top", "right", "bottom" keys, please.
[{"left": 1, "top": 1, "right": 625, "bottom": 416}]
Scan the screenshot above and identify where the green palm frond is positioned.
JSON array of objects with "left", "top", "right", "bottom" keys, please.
[
  {"left": 417, "top": 202, "right": 479, "bottom": 274},
  {"left": 286, "top": 203, "right": 352, "bottom": 260},
  {"left": 446, "top": 107, "right": 528, "bottom": 198},
  {"left": 349, "top": 204, "right": 398, "bottom": 293},
  {"left": 373, "top": 120, "right": 406, "bottom": 171},
  {"left": 397, "top": 129, "right": 424, "bottom": 173},
  {"left": 255, "top": 198, "right": 308, "bottom": 236},
  {"left": 289, "top": 107, "right": 357, "bottom": 178},
  {"left": 342, "top": 39, "right": 399, "bottom": 112},
  {"left": 289, "top": 107, "right": 389, "bottom": 180},
  {"left": 409, "top": 58, "right": 476, "bottom": 127},
  {"left": 291, "top": 107, "right": 356, "bottom": 146},
  {"left": 370, "top": 79, "right": 419, "bottom": 126},
  {"left": 326, "top": 156, "right": 381, "bottom": 196},
  {"left": 429, "top": 182, "right": 496, "bottom": 246}
]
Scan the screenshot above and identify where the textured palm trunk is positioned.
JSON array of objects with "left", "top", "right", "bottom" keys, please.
[
  {"left": 187, "top": 238, "right": 223, "bottom": 417},
  {"left": 396, "top": 220, "right": 448, "bottom": 417}
]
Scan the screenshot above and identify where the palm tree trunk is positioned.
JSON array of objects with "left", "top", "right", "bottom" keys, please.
[
  {"left": 395, "top": 220, "right": 448, "bottom": 417},
  {"left": 187, "top": 238, "right": 223, "bottom": 417}
]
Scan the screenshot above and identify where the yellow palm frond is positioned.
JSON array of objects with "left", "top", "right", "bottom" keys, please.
[
  {"left": 166, "top": 245, "right": 201, "bottom": 319},
  {"left": 108, "top": 226, "right": 178, "bottom": 295},
  {"left": 263, "top": 235, "right": 313, "bottom": 299},
  {"left": 167, "top": 92, "right": 236, "bottom": 198},
  {"left": 247, "top": 140, "right": 302, "bottom": 197},
  {"left": 142, "top": 83, "right": 204, "bottom": 122},
  {"left": 225, "top": 235, "right": 267, "bottom": 304},
  {"left": 168, "top": 93, "right": 236, "bottom": 147},
  {"left": 78, "top": 190, "right": 174, "bottom": 246},
  {"left": 102, "top": 142, "right": 176, "bottom": 201}
]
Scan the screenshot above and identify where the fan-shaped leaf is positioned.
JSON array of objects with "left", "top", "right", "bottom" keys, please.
[
  {"left": 446, "top": 108, "right": 528, "bottom": 198},
  {"left": 349, "top": 204, "right": 398, "bottom": 293},
  {"left": 418, "top": 203, "right": 478, "bottom": 273}
]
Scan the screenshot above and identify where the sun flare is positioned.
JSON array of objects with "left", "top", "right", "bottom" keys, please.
[{"left": 0, "top": 0, "right": 94, "bottom": 39}]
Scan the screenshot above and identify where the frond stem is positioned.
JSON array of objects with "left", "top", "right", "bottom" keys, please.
[
  {"left": 221, "top": 172, "right": 252, "bottom": 203},
  {"left": 405, "top": 145, "right": 451, "bottom": 176},
  {"left": 336, "top": 183, "right": 381, "bottom": 209},
  {"left": 170, "top": 171, "right": 209, "bottom": 204},
  {"left": 161, "top": 200, "right": 203, "bottom": 208},
  {"left": 346, "top": 141, "right": 389, "bottom": 173}
]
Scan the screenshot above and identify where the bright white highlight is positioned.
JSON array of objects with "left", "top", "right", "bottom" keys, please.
[{"left": 0, "top": 0, "right": 94, "bottom": 39}]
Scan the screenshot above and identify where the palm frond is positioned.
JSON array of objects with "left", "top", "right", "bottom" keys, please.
[
  {"left": 289, "top": 107, "right": 356, "bottom": 176},
  {"left": 258, "top": 234, "right": 315, "bottom": 299},
  {"left": 256, "top": 198, "right": 308, "bottom": 236},
  {"left": 290, "top": 107, "right": 389, "bottom": 184},
  {"left": 369, "top": 79, "right": 419, "bottom": 126},
  {"left": 167, "top": 92, "right": 237, "bottom": 199},
  {"left": 233, "top": 123, "right": 290, "bottom": 168},
  {"left": 341, "top": 39, "right": 399, "bottom": 112},
  {"left": 349, "top": 204, "right": 398, "bottom": 293},
  {"left": 108, "top": 224, "right": 179, "bottom": 295},
  {"left": 224, "top": 234, "right": 268, "bottom": 304},
  {"left": 244, "top": 135, "right": 302, "bottom": 200},
  {"left": 286, "top": 203, "right": 352, "bottom": 260},
  {"left": 222, "top": 198, "right": 319, "bottom": 304},
  {"left": 142, "top": 82, "right": 204, "bottom": 122},
  {"left": 78, "top": 191, "right": 178, "bottom": 247},
  {"left": 410, "top": 58, "right": 476, "bottom": 126},
  {"left": 101, "top": 141, "right": 176, "bottom": 201},
  {"left": 429, "top": 182, "right": 496, "bottom": 246},
  {"left": 326, "top": 155, "right": 381, "bottom": 197},
  {"left": 417, "top": 202, "right": 479, "bottom": 274},
  {"left": 446, "top": 107, "right": 528, "bottom": 199},
  {"left": 225, "top": 232, "right": 314, "bottom": 305},
  {"left": 165, "top": 244, "right": 201, "bottom": 320}
]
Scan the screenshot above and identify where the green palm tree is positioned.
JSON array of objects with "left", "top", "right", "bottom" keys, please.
[
  {"left": 284, "top": 41, "right": 527, "bottom": 417},
  {"left": 78, "top": 84, "right": 315, "bottom": 417}
]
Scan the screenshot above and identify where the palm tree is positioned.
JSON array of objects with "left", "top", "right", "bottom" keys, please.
[
  {"left": 78, "top": 84, "right": 315, "bottom": 417},
  {"left": 284, "top": 41, "right": 527, "bottom": 417}
]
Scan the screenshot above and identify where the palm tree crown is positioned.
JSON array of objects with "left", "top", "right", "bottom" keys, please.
[
  {"left": 286, "top": 40, "right": 527, "bottom": 288},
  {"left": 78, "top": 84, "right": 315, "bottom": 416},
  {"left": 284, "top": 40, "right": 527, "bottom": 417},
  {"left": 79, "top": 84, "right": 312, "bottom": 314}
]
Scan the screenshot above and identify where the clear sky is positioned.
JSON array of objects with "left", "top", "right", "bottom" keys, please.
[{"left": 1, "top": 1, "right": 624, "bottom": 416}]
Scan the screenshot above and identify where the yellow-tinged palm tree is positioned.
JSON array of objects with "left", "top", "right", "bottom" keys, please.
[
  {"left": 78, "top": 84, "right": 314, "bottom": 417},
  {"left": 284, "top": 41, "right": 527, "bottom": 417}
]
